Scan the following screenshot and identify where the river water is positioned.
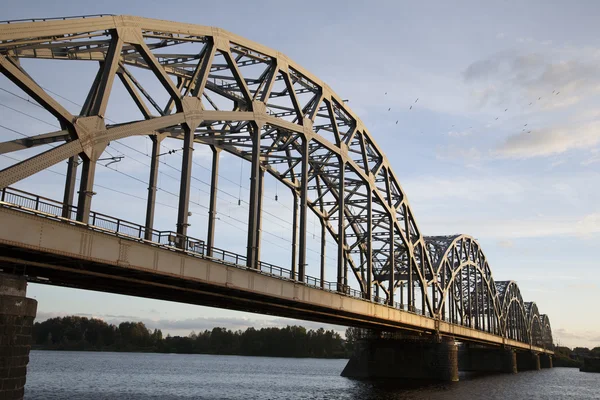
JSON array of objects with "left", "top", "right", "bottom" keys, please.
[{"left": 25, "top": 350, "right": 600, "bottom": 399}]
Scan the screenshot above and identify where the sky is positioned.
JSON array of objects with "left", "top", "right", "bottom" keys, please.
[{"left": 1, "top": 0, "right": 599, "bottom": 348}]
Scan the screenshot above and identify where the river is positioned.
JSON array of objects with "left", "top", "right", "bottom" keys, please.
[{"left": 25, "top": 350, "right": 600, "bottom": 399}]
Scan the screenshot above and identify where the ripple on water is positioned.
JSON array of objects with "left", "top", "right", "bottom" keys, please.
[{"left": 25, "top": 351, "right": 600, "bottom": 400}]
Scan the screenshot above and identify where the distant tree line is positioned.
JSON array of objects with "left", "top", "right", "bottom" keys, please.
[
  {"left": 32, "top": 316, "right": 350, "bottom": 358},
  {"left": 553, "top": 346, "right": 600, "bottom": 368}
]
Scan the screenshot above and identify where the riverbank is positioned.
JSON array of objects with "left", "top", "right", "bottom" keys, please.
[{"left": 33, "top": 316, "right": 350, "bottom": 359}]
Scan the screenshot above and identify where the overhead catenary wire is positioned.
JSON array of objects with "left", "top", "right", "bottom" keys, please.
[{"left": 0, "top": 90, "right": 337, "bottom": 262}]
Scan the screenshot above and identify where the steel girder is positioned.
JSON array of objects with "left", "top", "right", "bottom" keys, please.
[{"left": 0, "top": 15, "right": 552, "bottom": 347}]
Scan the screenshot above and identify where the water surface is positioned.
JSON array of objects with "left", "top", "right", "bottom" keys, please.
[{"left": 26, "top": 350, "right": 600, "bottom": 399}]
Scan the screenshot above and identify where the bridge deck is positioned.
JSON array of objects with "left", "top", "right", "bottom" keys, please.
[{"left": 0, "top": 191, "right": 551, "bottom": 354}]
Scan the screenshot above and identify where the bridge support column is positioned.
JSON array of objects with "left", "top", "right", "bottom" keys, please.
[
  {"left": 341, "top": 334, "right": 458, "bottom": 382},
  {"left": 206, "top": 146, "right": 220, "bottom": 257},
  {"left": 62, "top": 155, "right": 78, "bottom": 219},
  {"left": 516, "top": 351, "right": 540, "bottom": 371},
  {"left": 539, "top": 353, "right": 553, "bottom": 368},
  {"left": 0, "top": 274, "right": 37, "bottom": 400},
  {"left": 458, "top": 344, "right": 516, "bottom": 374}
]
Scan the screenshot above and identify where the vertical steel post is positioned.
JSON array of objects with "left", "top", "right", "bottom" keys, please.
[
  {"left": 206, "top": 146, "right": 220, "bottom": 256},
  {"left": 366, "top": 192, "right": 372, "bottom": 300},
  {"left": 320, "top": 220, "right": 326, "bottom": 289},
  {"left": 176, "top": 126, "right": 194, "bottom": 243},
  {"left": 337, "top": 161, "right": 345, "bottom": 292},
  {"left": 246, "top": 123, "right": 261, "bottom": 268},
  {"left": 474, "top": 270, "right": 479, "bottom": 329},
  {"left": 145, "top": 135, "right": 162, "bottom": 240},
  {"left": 388, "top": 217, "right": 395, "bottom": 306},
  {"left": 458, "top": 271, "right": 466, "bottom": 325},
  {"left": 297, "top": 139, "right": 309, "bottom": 282},
  {"left": 256, "top": 167, "right": 264, "bottom": 266},
  {"left": 441, "top": 267, "right": 446, "bottom": 321},
  {"left": 62, "top": 155, "right": 78, "bottom": 218},
  {"left": 449, "top": 277, "right": 454, "bottom": 323},
  {"left": 467, "top": 266, "right": 472, "bottom": 328},
  {"left": 405, "top": 205, "right": 413, "bottom": 311},
  {"left": 487, "top": 288, "right": 491, "bottom": 333},
  {"left": 76, "top": 157, "right": 96, "bottom": 223},
  {"left": 400, "top": 283, "right": 404, "bottom": 308},
  {"left": 421, "top": 279, "right": 427, "bottom": 316},
  {"left": 291, "top": 191, "right": 298, "bottom": 278}
]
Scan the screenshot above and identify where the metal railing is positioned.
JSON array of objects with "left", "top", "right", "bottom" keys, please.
[
  {"left": 0, "top": 14, "right": 115, "bottom": 24},
  {"left": 0, "top": 186, "right": 428, "bottom": 318}
]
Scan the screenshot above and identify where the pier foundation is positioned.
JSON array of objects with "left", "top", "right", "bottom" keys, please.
[
  {"left": 341, "top": 333, "right": 458, "bottom": 382},
  {"left": 458, "top": 344, "right": 517, "bottom": 374},
  {"left": 516, "top": 351, "right": 540, "bottom": 371},
  {"left": 0, "top": 274, "right": 37, "bottom": 400},
  {"left": 580, "top": 357, "right": 600, "bottom": 373},
  {"left": 539, "top": 353, "right": 553, "bottom": 369}
]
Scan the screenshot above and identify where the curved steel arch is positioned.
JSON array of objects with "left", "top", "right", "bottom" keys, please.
[
  {"left": 496, "top": 281, "right": 530, "bottom": 343},
  {"left": 0, "top": 15, "right": 551, "bottom": 346},
  {"left": 426, "top": 235, "right": 501, "bottom": 335},
  {"left": 526, "top": 302, "right": 544, "bottom": 348},
  {"left": 540, "top": 314, "right": 553, "bottom": 349}
]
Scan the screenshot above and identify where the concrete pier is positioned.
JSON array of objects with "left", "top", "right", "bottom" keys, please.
[
  {"left": 539, "top": 353, "right": 553, "bottom": 369},
  {"left": 516, "top": 351, "right": 540, "bottom": 371},
  {"left": 458, "top": 345, "right": 517, "bottom": 374},
  {"left": 341, "top": 334, "right": 458, "bottom": 382},
  {"left": 580, "top": 357, "right": 600, "bottom": 373},
  {"left": 0, "top": 274, "right": 37, "bottom": 400}
]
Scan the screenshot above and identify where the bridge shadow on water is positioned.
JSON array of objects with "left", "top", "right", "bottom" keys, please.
[{"left": 343, "top": 372, "right": 497, "bottom": 400}]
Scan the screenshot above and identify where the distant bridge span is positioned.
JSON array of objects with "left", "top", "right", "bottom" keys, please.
[{"left": 0, "top": 15, "right": 552, "bottom": 356}]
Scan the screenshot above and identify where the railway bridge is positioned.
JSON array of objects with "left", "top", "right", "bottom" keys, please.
[{"left": 0, "top": 15, "right": 552, "bottom": 399}]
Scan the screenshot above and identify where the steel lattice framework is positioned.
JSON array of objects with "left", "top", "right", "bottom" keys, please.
[{"left": 0, "top": 15, "right": 552, "bottom": 348}]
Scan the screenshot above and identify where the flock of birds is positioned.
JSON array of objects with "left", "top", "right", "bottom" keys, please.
[
  {"left": 384, "top": 92, "right": 420, "bottom": 124},
  {"left": 382, "top": 88, "right": 564, "bottom": 133}
]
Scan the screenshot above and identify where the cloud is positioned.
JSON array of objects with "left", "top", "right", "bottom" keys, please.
[
  {"left": 576, "top": 213, "right": 600, "bottom": 238},
  {"left": 495, "top": 122, "right": 600, "bottom": 158},
  {"left": 464, "top": 50, "right": 600, "bottom": 106},
  {"left": 446, "top": 130, "right": 472, "bottom": 138},
  {"left": 554, "top": 328, "right": 600, "bottom": 344},
  {"left": 435, "top": 145, "right": 482, "bottom": 166},
  {"left": 404, "top": 175, "right": 522, "bottom": 203},
  {"left": 498, "top": 239, "right": 514, "bottom": 248}
]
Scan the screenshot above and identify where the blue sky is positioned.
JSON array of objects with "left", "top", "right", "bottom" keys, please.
[{"left": 1, "top": 0, "right": 599, "bottom": 348}]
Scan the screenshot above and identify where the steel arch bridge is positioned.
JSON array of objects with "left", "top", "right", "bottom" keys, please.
[{"left": 0, "top": 15, "right": 552, "bottom": 350}]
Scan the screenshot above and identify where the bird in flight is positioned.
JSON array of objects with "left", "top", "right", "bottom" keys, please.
[
  {"left": 396, "top": 120, "right": 398, "bottom": 124},
  {"left": 556, "top": 91, "right": 560, "bottom": 95},
  {"left": 504, "top": 108, "right": 508, "bottom": 112},
  {"left": 415, "top": 98, "right": 419, "bottom": 103},
  {"left": 409, "top": 105, "right": 413, "bottom": 110},
  {"left": 388, "top": 108, "right": 391, "bottom": 111}
]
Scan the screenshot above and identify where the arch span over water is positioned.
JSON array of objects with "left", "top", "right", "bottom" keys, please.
[{"left": 0, "top": 15, "right": 551, "bottom": 348}]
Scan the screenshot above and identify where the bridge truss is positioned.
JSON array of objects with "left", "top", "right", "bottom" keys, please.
[{"left": 0, "top": 15, "right": 552, "bottom": 349}]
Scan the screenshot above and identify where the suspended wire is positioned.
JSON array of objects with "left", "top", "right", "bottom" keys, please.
[
  {"left": 0, "top": 86, "right": 339, "bottom": 261},
  {"left": 0, "top": 86, "right": 312, "bottom": 229},
  {"left": 0, "top": 86, "right": 297, "bottom": 229},
  {"left": 0, "top": 151, "right": 309, "bottom": 260}
]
